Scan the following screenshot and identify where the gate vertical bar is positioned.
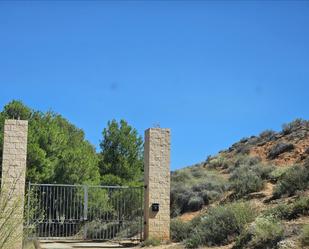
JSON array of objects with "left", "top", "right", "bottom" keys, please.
[
  {"left": 27, "top": 182, "right": 31, "bottom": 228},
  {"left": 83, "top": 185, "right": 88, "bottom": 239},
  {"left": 140, "top": 186, "right": 143, "bottom": 241}
]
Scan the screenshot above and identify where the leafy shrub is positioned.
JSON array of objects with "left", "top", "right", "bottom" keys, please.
[
  {"left": 188, "top": 196, "right": 204, "bottom": 211},
  {"left": 230, "top": 165, "right": 264, "bottom": 198},
  {"left": 197, "top": 190, "right": 209, "bottom": 204},
  {"left": 170, "top": 187, "right": 194, "bottom": 216},
  {"left": 171, "top": 170, "right": 192, "bottom": 182},
  {"left": 273, "top": 165, "right": 309, "bottom": 198},
  {"left": 267, "top": 143, "right": 294, "bottom": 159},
  {"left": 236, "top": 144, "right": 251, "bottom": 155},
  {"left": 234, "top": 217, "right": 283, "bottom": 249},
  {"left": 85, "top": 220, "right": 121, "bottom": 239},
  {"left": 235, "top": 155, "right": 261, "bottom": 167},
  {"left": 205, "top": 190, "right": 221, "bottom": 201},
  {"left": 141, "top": 238, "right": 160, "bottom": 247},
  {"left": 190, "top": 167, "right": 205, "bottom": 178},
  {"left": 227, "top": 155, "right": 262, "bottom": 173},
  {"left": 227, "top": 157, "right": 274, "bottom": 198},
  {"left": 208, "top": 155, "right": 230, "bottom": 169},
  {"left": 185, "top": 234, "right": 202, "bottom": 249},
  {"left": 187, "top": 202, "right": 255, "bottom": 248},
  {"left": 249, "top": 163, "right": 274, "bottom": 180},
  {"left": 101, "top": 174, "right": 123, "bottom": 186},
  {"left": 259, "top": 130, "right": 276, "bottom": 141},
  {"left": 265, "top": 196, "right": 309, "bottom": 220},
  {"left": 300, "top": 224, "right": 309, "bottom": 247},
  {"left": 269, "top": 167, "right": 290, "bottom": 183},
  {"left": 171, "top": 168, "right": 227, "bottom": 216},
  {"left": 250, "top": 217, "right": 284, "bottom": 248},
  {"left": 192, "top": 181, "right": 226, "bottom": 194},
  {"left": 264, "top": 203, "right": 293, "bottom": 220},
  {"left": 282, "top": 119, "right": 306, "bottom": 135},
  {"left": 171, "top": 216, "right": 201, "bottom": 243},
  {"left": 171, "top": 219, "right": 191, "bottom": 242}
]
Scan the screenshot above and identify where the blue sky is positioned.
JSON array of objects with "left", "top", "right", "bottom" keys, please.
[{"left": 0, "top": 1, "right": 308, "bottom": 170}]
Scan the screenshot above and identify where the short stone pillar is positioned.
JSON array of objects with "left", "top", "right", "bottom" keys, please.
[
  {"left": 144, "top": 128, "right": 170, "bottom": 241},
  {"left": 0, "top": 120, "right": 28, "bottom": 249}
]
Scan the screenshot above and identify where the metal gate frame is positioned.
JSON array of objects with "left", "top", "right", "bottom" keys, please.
[{"left": 26, "top": 183, "right": 144, "bottom": 241}]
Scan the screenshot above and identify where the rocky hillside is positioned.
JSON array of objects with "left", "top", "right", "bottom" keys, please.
[
  {"left": 170, "top": 119, "right": 309, "bottom": 249},
  {"left": 220, "top": 119, "right": 309, "bottom": 166}
]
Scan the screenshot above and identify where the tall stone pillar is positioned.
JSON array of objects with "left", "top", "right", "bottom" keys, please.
[
  {"left": 144, "top": 128, "right": 170, "bottom": 241},
  {"left": 1, "top": 120, "right": 28, "bottom": 249}
]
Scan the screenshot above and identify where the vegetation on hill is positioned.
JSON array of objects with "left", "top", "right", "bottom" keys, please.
[{"left": 171, "top": 119, "right": 309, "bottom": 248}]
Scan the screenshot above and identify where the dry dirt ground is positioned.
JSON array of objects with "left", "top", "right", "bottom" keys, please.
[
  {"left": 38, "top": 240, "right": 137, "bottom": 249},
  {"left": 37, "top": 241, "right": 234, "bottom": 249}
]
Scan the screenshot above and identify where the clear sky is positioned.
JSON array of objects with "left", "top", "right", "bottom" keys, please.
[{"left": 0, "top": 1, "right": 308, "bottom": 170}]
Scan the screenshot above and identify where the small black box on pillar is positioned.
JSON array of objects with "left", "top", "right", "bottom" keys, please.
[{"left": 151, "top": 203, "right": 159, "bottom": 212}]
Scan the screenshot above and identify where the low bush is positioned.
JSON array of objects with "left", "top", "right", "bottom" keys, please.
[
  {"left": 171, "top": 167, "right": 227, "bottom": 216},
  {"left": 171, "top": 170, "right": 192, "bottom": 182},
  {"left": 171, "top": 216, "right": 202, "bottom": 244},
  {"left": 185, "top": 234, "right": 202, "bottom": 249},
  {"left": 185, "top": 202, "right": 256, "bottom": 248},
  {"left": 250, "top": 217, "right": 284, "bottom": 248},
  {"left": 226, "top": 155, "right": 263, "bottom": 174},
  {"left": 234, "top": 217, "right": 284, "bottom": 249},
  {"left": 273, "top": 165, "right": 309, "bottom": 198},
  {"left": 187, "top": 196, "right": 204, "bottom": 211},
  {"left": 236, "top": 144, "right": 251, "bottom": 155},
  {"left": 170, "top": 187, "right": 194, "bottom": 216},
  {"left": 267, "top": 143, "right": 294, "bottom": 160},
  {"left": 226, "top": 156, "right": 274, "bottom": 198},
  {"left": 282, "top": 119, "right": 306, "bottom": 135},
  {"left": 141, "top": 238, "right": 161, "bottom": 247},
  {"left": 300, "top": 224, "right": 309, "bottom": 247},
  {"left": 252, "top": 164, "right": 274, "bottom": 180},
  {"left": 197, "top": 190, "right": 209, "bottom": 204},
  {"left": 204, "top": 190, "right": 221, "bottom": 201},
  {"left": 208, "top": 155, "right": 230, "bottom": 169},
  {"left": 269, "top": 167, "right": 290, "bottom": 183},
  {"left": 259, "top": 130, "right": 276, "bottom": 141},
  {"left": 265, "top": 196, "right": 309, "bottom": 220},
  {"left": 229, "top": 165, "right": 264, "bottom": 198},
  {"left": 234, "top": 155, "right": 261, "bottom": 168},
  {"left": 264, "top": 203, "right": 293, "bottom": 220},
  {"left": 170, "top": 219, "right": 191, "bottom": 242}
]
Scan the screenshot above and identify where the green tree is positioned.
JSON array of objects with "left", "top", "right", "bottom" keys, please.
[
  {"left": 99, "top": 119, "right": 143, "bottom": 185},
  {"left": 0, "top": 100, "right": 100, "bottom": 184}
]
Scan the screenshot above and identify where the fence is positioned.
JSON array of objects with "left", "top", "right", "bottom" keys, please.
[{"left": 26, "top": 183, "right": 144, "bottom": 241}]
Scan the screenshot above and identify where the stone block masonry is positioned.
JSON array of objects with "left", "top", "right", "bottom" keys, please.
[
  {"left": 1, "top": 119, "right": 28, "bottom": 249},
  {"left": 144, "top": 128, "right": 170, "bottom": 241}
]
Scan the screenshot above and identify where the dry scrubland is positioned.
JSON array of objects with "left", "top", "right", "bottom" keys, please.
[{"left": 168, "top": 119, "right": 309, "bottom": 249}]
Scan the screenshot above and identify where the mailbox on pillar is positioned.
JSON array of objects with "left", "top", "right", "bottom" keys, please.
[{"left": 152, "top": 203, "right": 159, "bottom": 212}]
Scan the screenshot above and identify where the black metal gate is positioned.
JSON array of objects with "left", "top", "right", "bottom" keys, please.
[{"left": 26, "top": 183, "right": 143, "bottom": 241}]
